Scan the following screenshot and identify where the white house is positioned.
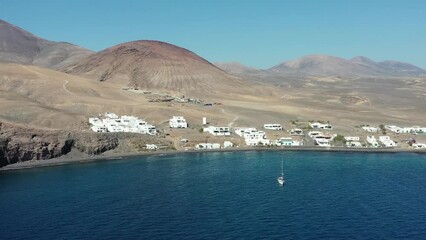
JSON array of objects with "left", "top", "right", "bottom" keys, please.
[
  {"left": 277, "top": 137, "right": 303, "bottom": 146},
  {"left": 412, "top": 143, "right": 426, "bottom": 149},
  {"left": 234, "top": 127, "right": 257, "bottom": 138},
  {"left": 379, "top": 136, "right": 396, "bottom": 147},
  {"left": 91, "top": 125, "right": 107, "bottom": 133},
  {"left": 169, "top": 116, "right": 188, "bottom": 128},
  {"left": 344, "top": 136, "right": 362, "bottom": 148},
  {"left": 105, "top": 112, "right": 119, "bottom": 119},
  {"left": 203, "top": 126, "right": 231, "bottom": 136},
  {"left": 315, "top": 138, "right": 331, "bottom": 147},
  {"left": 223, "top": 141, "right": 234, "bottom": 148},
  {"left": 310, "top": 122, "right": 332, "bottom": 130},
  {"left": 367, "top": 136, "right": 379, "bottom": 147},
  {"left": 196, "top": 143, "right": 221, "bottom": 149},
  {"left": 146, "top": 144, "right": 158, "bottom": 150},
  {"left": 308, "top": 131, "right": 323, "bottom": 138},
  {"left": 344, "top": 136, "right": 360, "bottom": 142},
  {"left": 244, "top": 131, "right": 270, "bottom": 146},
  {"left": 346, "top": 141, "right": 362, "bottom": 147},
  {"left": 264, "top": 124, "right": 283, "bottom": 131},
  {"left": 362, "top": 126, "right": 379, "bottom": 133},
  {"left": 290, "top": 128, "right": 304, "bottom": 135},
  {"left": 385, "top": 125, "right": 402, "bottom": 133}
]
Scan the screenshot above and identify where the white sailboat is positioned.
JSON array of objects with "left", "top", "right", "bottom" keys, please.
[{"left": 277, "top": 159, "right": 285, "bottom": 185}]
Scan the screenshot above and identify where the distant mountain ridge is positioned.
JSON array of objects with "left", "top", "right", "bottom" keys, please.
[
  {"left": 217, "top": 55, "right": 426, "bottom": 78},
  {"left": 0, "top": 19, "right": 93, "bottom": 69}
]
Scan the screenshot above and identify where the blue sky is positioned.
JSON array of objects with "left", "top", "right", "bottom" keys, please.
[{"left": 1, "top": 0, "right": 425, "bottom": 69}]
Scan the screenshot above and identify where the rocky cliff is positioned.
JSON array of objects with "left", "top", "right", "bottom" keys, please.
[{"left": 0, "top": 122, "right": 119, "bottom": 167}]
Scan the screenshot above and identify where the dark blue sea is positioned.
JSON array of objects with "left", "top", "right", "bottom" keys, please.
[{"left": 1, "top": 151, "right": 426, "bottom": 239}]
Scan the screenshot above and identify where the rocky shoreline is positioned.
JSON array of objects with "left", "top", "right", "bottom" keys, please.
[
  {"left": 0, "top": 121, "right": 173, "bottom": 169},
  {"left": 1, "top": 144, "right": 425, "bottom": 171}
]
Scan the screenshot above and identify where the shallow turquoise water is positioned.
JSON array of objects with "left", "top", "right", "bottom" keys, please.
[{"left": 1, "top": 151, "right": 426, "bottom": 239}]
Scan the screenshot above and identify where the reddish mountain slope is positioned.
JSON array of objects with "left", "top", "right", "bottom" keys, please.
[{"left": 64, "top": 40, "right": 259, "bottom": 96}]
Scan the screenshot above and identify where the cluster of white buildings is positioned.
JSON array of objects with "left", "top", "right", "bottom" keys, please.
[
  {"left": 235, "top": 127, "right": 270, "bottom": 146},
  {"left": 233, "top": 127, "right": 302, "bottom": 147},
  {"left": 385, "top": 125, "right": 426, "bottom": 134},
  {"left": 195, "top": 141, "right": 233, "bottom": 150},
  {"left": 89, "top": 112, "right": 157, "bottom": 135},
  {"left": 366, "top": 135, "right": 397, "bottom": 148},
  {"left": 362, "top": 125, "right": 426, "bottom": 135},
  {"left": 89, "top": 113, "right": 425, "bottom": 150}
]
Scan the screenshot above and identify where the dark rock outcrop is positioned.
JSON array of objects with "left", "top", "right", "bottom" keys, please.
[{"left": 0, "top": 122, "right": 119, "bottom": 167}]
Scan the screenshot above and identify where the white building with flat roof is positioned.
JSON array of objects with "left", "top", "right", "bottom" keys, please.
[
  {"left": 264, "top": 124, "right": 283, "bottom": 131},
  {"left": 277, "top": 137, "right": 303, "bottom": 146},
  {"left": 367, "top": 136, "right": 379, "bottom": 147},
  {"left": 196, "top": 143, "right": 221, "bottom": 149},
  {"left": 169, "top": 116, "right": 188, "bottom": 128},
  {"left": 290, "top": 128, "right": 304, "bottom": 135},
  {"left": 234, "top": 127, "right": 257, "bottom": 138},
  {"left": 412, "top": 143, "right": 426, "bottom": 149},
  {"left": 310, "top": 122, "right": 332, "bottom": 130},
  {"left": 362, "top": 126, "right": 379, "bottom": 133},
  {"left": 203, "top": 126, "right": 231, "bottom": 136},
  {"left": 379, "top": 136, "right": 397, "bottom": 147}
]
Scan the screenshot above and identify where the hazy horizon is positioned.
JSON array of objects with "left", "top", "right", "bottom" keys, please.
[{"left": 1, "top": 0, "right": 425, "bottom": 69}]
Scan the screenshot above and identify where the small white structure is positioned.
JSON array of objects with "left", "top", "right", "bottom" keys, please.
[
  {"left": 203, "top": 126, "right": 231, "bottom": 136},
  {"left": 379, "top": 136, "right": 397, "bottom": 147},
  {"left": 290, "top": 128, "right": 304, "bottom": 135},
  {"left": 412, "top": 143, "right": 426, "bottom": 149},
  {"left": 146, "top": 144, "right": 158, "bottom": 150},
  {"left": 223, "top": 141, "right": 234, "bottom": 148},
  {"left": 169, "top": 116, "right": 188, "bottom": 128},
  {"left": 315, "top": 138, "right": 331, "bottom": 147},
  {"left": 277, "top": 137, "right": 303, "bottom": 146},
  {"left": 202, "top": 117, "right": 207, "bottom": 125},
  {"left": 344, "top": 136, "right": 360, "bottom": 142},
  {"left": 362, "top": 126, "right": 379, "bottom": 133},
  {"left": 196, "top": 143, "right": 221, "bottom": 149},
  {"left": 346, "top": 141, "right": 362, "bottom": 147},
  {"left": 367, "top": 136, "right": 379, "bottom": 147},
  {"left": 310, "top": 122, "right": 332, "bottom": 130},
  {"left": 264, "top": 124, "right": 283, "bottom": 131},
  {"left": 308, "top": 131, "right": 323, "bottom": 138},
  {"left": 345, "top": 136, "right": 362, "bottom": 148}
]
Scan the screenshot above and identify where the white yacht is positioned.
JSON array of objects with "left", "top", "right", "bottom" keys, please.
[{"left": 277, "top": 160, "right": 285, "bottom": 185}]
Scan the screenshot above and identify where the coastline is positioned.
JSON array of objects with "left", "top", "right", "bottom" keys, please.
[{"left": 1, "top": 146, "right": 425, "bottom": 172}]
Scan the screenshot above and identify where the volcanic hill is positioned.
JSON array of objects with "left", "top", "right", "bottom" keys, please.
[{"left": 64, "top": 40, "right": 261, "bottom": 97}]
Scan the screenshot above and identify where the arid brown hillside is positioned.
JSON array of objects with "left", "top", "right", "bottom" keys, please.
[
  {"left": 0, "top": 19, "right": 93, "bottom": 69},
  {"left": 64, "top": 40, "right": 262, "bottom": 97}
]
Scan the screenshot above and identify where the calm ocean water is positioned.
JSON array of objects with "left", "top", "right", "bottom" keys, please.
[{"left": 1, "top": 151, "right": 426, "bottom": 239}]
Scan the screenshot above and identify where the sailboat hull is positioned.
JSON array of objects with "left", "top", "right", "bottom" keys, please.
[{"left": 277, "top": 177, "right": 285, "bottom": 185}]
